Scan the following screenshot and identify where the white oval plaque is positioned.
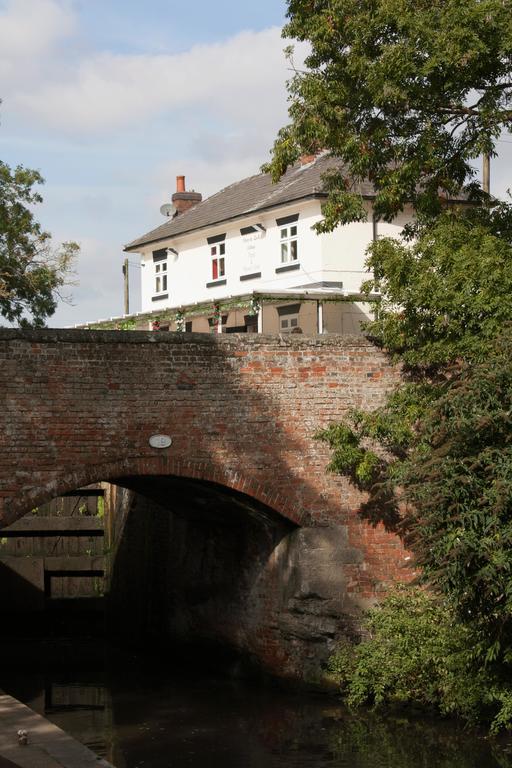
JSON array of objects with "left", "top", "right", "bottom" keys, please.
[{"left": 149, "top": 434, "right": 172, "bottom": 449}]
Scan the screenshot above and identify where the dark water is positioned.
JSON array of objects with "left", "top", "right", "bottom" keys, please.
[{"left": 1, "top": 638, "right": 511, "bottom": 768}]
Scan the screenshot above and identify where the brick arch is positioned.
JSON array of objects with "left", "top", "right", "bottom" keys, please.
[{"left": 7, "top": 455, "right": 306, "bottom": 527}]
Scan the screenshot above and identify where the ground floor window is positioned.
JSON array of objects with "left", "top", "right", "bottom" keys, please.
[{"left": 277, "top": 303, "right": 301, "bottom": 333}]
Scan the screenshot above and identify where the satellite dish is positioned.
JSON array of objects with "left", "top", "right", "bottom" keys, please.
[{"left": 160, "top": 203, "right": 176, "bottom": 218}]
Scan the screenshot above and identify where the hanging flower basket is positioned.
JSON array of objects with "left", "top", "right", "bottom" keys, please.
[
  {"left": 175, "top": 310, "right": 186, "bottom": 332},
  {"left": 248, "top": 297, "right": 261, "bottom": 316},
  {"left": 212, "top": 302, "right": 222, "bottom": 326}
]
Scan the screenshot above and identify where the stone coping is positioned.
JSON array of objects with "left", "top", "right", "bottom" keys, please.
[
  {"left": 0, "top": 327, "right": 375, "bottom": 348},
  {"left": 0, "top": 692, "right": 113, "bottom": 768}
]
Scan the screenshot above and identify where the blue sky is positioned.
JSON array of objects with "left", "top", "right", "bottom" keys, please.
[
  {"left": 1, "top": 0, "right": 511, "bottom": 326},
  {"left": 0, "top": 0, "right": 293, "bottom": 325}
]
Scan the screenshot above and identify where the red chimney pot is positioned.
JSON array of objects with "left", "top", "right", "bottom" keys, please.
[{"left": 171, "top": 174, "right": 202, "bottom": 215}]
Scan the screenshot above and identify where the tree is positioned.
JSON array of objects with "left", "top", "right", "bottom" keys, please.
[
  {"left": 316, "top": 203, "right": 512, "bottom": 535},
  {"left": 267, "top": 0, "right": 512, "bottom": 674},
  {"left": 266, "top": 0, "right": 512, "bottom": 228},
  {"left": 0, "top": 160, "right": 78, "bottom": 327}
]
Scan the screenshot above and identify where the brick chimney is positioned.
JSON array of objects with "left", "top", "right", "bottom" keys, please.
[
  {"left": 172, "top": 175, "right": 202, "bottom": 215},
  {"left": 299, "top": 153, "right": 317, "bottom": 166}
]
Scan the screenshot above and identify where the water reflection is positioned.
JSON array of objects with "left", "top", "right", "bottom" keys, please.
[{"left": 1, "top": 639, "right": 510, "bottom": 768}]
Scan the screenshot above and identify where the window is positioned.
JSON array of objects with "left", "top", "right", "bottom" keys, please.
[
  {"left": 211, "top": 242, "right": 225, "bottom": 280},
  {"left": 154, "top": 260, "right": 167, "bottom": 293},
  {"left": 277, "top": 303, "right": 301, "bottom": 333},
  {"left": 152, "top": 249, "right": 168, "bottom": 299},
  {"left": 280, "top": 314, "right": 300, "bottom": 332},
  {"left": 280, "top": 225, "right": 298, "bottom": 263},
  {"left": 245, "top": 315, "right": 258, "bottom": 333}
]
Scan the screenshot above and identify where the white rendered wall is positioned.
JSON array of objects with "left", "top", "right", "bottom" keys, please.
[
  {"left": 320, "top": 202, "right": 413, "bottom": 294},
  {"left": 139, "top": 200, "right": 325, "bottom": 312},
  {"left": 137, "top": 200, "right": 413, "bottom": 312}
]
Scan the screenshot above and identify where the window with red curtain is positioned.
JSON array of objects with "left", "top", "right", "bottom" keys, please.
[{"left": 211, "top": 243, "right": 226, "bottom": 280}]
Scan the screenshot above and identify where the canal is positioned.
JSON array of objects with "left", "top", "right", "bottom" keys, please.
[{"left": 0, "top": 636, "right": 509, "bottom": 768}]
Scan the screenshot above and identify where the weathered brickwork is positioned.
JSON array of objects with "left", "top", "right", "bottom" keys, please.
[{"left": 0, "top": 328, "right": 412, "bottom": 678}]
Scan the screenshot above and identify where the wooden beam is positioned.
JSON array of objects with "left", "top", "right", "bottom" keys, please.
[
  {"left": 44, "top": 555, "right": 105, "bottom": 573},
  {"left": 2, "top": 516, "right": 104, "bottom": 535}
]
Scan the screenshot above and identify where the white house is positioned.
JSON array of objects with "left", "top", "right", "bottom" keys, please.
[{"left": 123, "top": 153, "right": 411, "bottom": 335}]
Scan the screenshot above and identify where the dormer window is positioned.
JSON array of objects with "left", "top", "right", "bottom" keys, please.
[
  {"left": 152, "top": 249, "right": 168, "bottom": 300},
  {"left": 211, "top": 242, "right": 225, "bottom": 280}
]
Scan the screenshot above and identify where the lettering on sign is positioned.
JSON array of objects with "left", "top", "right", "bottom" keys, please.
[
  {"left": 242, "top": 232, "right": 263, "bottom": 274},
  {"left": 149, "top": 434, "right": 172, "bottom": 449}
]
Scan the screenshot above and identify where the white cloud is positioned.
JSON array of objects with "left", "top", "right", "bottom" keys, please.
[
  {"left": 0, "top": 0, "right": 74, "bottom": 67},
  {"left": 7, "top": 26, "right": 301, "bottom": 135},
  {"left": 0, "top": 4, "right": 305, "bottom": 325},
  {"left": 49, "top": 235, "right": 133, "bottom": 327}
]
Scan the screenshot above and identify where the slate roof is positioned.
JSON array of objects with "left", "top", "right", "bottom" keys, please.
[{"left": 124, "top": 153, "right": 376, "bottom": 251}]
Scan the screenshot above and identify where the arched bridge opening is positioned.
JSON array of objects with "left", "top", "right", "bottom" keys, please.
[{"left": 0, "top": 471, "right": 380, "bottom": 681}]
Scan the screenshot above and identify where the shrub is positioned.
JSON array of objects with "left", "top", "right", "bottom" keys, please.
[{"left": 327, "top": 586, "right": 512, "bottom": 732}]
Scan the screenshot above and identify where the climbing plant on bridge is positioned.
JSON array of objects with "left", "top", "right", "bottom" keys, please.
[{"left": 0, "top": 157, "right": 78, "bottom": 327}]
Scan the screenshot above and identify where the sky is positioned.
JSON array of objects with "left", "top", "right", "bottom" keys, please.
[
  {"left": 0, "top": 0, "right": 298, "bottom": 326},
  {"left": 1, "top": 0, "right": 511, "bottom": 327}
]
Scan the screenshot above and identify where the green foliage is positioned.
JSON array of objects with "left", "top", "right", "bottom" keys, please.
[
  {"left": 328, "top": 586, "right": 512, "bottom": 732},
  {"left": 267, "top": 0, "right": 512, "bottom": 225},
  {"left": 316, "top": 204, "right": 512, "bottom": 656},
  {"left": 363, "top": 203, "right": 512, "bottom": 367},
  {"left": 0, "top": 159, "right": 77, "bottom": 326},
  {"left": 275, "top": 0, "right": 512, "bottom": 732},
  {"left": 399, "top": 333, "right": 512, "bottom": 660},
  {"left": 319, "top": 328, "right": 512, "bottom": 661},
  {"left": 117, "top": 318, "right": 136, "bottom": 330}
]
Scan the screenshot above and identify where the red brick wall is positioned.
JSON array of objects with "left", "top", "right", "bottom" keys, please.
[{"left": 0, "top": 329, "right": 410, "bottom": 605}]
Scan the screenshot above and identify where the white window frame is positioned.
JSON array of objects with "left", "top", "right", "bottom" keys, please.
[
  {"left": 211, "top": 242, "right": 226, "bottom": 280},
  {"left": 279, "top": 313, "right": 300, "bottom": 333},
  {"left": 154, "top": 258, "right": 168, "bottom": 295},
  {"left": 280, "top": 224, "right": 298, "bottom": 264}
]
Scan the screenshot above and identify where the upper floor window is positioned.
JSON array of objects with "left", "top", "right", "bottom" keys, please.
[
  {"left": 276, "top": 213, "right": 299, "bottom": 264},
  {"left": 207, "top": 233, "right": 226, "bottom": 282},
  {"left": 152, "top": 249, "right": 168, "bottom": 296},
  {"left": 155, "top": 260, "right": 167, "bottom": 293},
  {"left": 211, "top": 242, "right": 225, "bottom": 280},
  {"left": 280, "top": 225, "right": 298, "bottom": 263}
]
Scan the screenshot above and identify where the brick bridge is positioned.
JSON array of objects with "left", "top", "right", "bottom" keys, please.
[{"left": 0, "top": 328, "right": 409, "bottom": 681}]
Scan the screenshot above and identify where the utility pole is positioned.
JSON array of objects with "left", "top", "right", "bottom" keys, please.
[
  {"left": 122, "top": 257, "right": 129, "bottom": 315},
  {"left": 483, "top": 153, "right": 491, "bottom": 195}
]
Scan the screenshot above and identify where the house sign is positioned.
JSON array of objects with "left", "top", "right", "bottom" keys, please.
[
  {"left": 149, "top": 434, "right": 172, "bottom": 449},
  {"left": 242, "top": 231, "right": 264, "bottom": 274}
]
